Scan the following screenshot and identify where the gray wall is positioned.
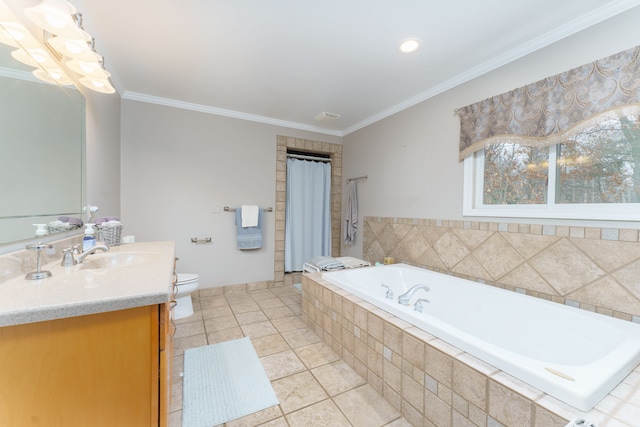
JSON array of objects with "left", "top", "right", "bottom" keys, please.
[
  {"left": 120, "top": 101, "right": 341, "bottom": 287},
  {"left": 341, "top": 7, "right": 640, "bottom": 258}
]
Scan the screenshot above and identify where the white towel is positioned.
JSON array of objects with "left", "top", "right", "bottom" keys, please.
[
  {"left": 344, "top": 182, "right": 358, "bottom": 245},
  {"left": 241, "top": 205, "right": 260, "bottom": 228}
]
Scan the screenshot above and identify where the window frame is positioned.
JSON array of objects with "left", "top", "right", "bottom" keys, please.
[{"left": 463, "top": 145, "right": 640, "bottom": 221}]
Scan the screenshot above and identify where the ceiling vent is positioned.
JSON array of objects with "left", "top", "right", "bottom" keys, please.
[{"left": 315, "top": 111, "right": 341, "bottom": 121}]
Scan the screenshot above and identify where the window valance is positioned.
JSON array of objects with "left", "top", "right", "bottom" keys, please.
[{"left": 457, "top": 45, "right": 640, "bottom": 160}]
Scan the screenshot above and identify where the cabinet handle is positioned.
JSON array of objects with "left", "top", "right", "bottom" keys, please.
[{"left": 170, "top": 300, "right": 177, "bottom": 310}]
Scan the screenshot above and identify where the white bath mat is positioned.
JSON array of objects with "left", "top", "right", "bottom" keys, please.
[{"left": 182, "top": 337, "right": 279, "bottom": 427}]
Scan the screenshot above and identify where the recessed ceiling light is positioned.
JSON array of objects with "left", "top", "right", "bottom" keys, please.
[{"left": 399, "top": 39, "right": 420, "bottom": 54}]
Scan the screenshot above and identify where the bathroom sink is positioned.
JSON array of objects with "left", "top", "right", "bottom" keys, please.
[{"left": 79, "top": 252, "right": 157, "bottom": 270}]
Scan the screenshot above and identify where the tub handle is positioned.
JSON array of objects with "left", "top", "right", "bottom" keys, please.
[
  {"left": 381, "top": 283, "right": 394, "bottom": 299},
  {"left": 414, "top": 298, "right": 430, "bottom": 312}
]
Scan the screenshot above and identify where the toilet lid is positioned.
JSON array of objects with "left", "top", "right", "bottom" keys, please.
[{"left": 177, "top": 273, "right": 199, "bottom": 285}]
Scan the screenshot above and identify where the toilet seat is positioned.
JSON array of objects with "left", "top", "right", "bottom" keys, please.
[{"left": 177, "top": 273, "right": 198, "bottom": 285}]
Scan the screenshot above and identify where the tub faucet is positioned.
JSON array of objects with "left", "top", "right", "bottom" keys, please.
[
  {"left": 77, "top": 245, "right": 109, "bottom": 263},
  {"left": 398, "top": 284, "right": 430, "bottom": 305},
  {"left": 414, "top": 298, "right": 430, "bottom": 312},
  {"left": 380, "top": 283, "right": 393, "bottom": 299}
]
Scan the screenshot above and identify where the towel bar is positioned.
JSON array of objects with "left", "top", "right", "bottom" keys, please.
[{"left": 224, "top": 206, "right": 273, "bottom": 212}]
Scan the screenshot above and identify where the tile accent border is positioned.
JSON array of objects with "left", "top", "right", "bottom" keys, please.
[{"left": 363, "top": 216, "right": 640, "bottom": 320}]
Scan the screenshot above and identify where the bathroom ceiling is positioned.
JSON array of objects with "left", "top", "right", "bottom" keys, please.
[{"left": 70, "top": 0, "right": 639, "bottom": 136}]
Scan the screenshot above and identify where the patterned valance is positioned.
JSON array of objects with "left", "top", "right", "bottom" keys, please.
[{"left": 457, "top": 46, "right": 640, "bottom": 160}]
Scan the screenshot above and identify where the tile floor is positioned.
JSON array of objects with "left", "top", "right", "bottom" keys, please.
[{"left": 169, "top": 285, "right": 414, "bottom": 427}]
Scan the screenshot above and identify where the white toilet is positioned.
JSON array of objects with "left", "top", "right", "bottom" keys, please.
[{"left": 174, "top": 273, "right": 200, "bottom": 320}]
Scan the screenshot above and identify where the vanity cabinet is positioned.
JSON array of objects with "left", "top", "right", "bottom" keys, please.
[{"left": 0, "top": 303, "right": 173, "bottom": 427}]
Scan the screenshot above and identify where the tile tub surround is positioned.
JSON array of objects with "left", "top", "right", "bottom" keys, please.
[
  {"left": 363, "top": 217, "right": 640, "bottom": 321},
  {"left": 302, "top": 273, "right": 640, "bottom": 427}
]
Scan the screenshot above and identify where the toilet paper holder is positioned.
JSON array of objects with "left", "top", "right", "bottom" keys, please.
[{"left": 190, "top": 237, "right": 212, "bottom": 244}]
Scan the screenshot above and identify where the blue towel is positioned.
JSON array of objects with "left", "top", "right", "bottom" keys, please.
[{"left": 235, "top": 208, "right": 263, "bottom": 250}]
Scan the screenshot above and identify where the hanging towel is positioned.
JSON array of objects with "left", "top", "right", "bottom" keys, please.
[
  {"left": 344, "top": 181, "right": 358, "bottom": 245},
  {"left": 241, "top": 205, "right": 260, "bottom": 227},
  {"left": 235, "top": 208, "right": 263, "bottom": 249}
]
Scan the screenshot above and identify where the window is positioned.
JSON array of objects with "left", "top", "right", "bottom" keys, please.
[{"left": 463, "top": 115, "right": 640, "bottom": 220}]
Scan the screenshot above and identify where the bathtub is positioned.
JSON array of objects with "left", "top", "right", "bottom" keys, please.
[{"left": 321, "top": 263, "right": 640, "bottom": 412}]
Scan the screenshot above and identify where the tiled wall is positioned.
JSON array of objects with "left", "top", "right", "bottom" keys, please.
[
  {"left": 363, "top": 216, "right": 640, "bottom": 320},
  {"left": 276, "top": 136, "right": 342, "bottom": 287},
  {"left": 301, "top": 274, "right": 640, "bottom": 427}
]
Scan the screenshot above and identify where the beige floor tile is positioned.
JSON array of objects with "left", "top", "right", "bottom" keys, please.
[
  {"left": 280, "top": 295, "right": 302, "bottom": 306},
  {"left": 256, "top": 297, "right": 287, "bottom": 309},
  {"left": 173, "top": 333, "right": 208, "bottom": 356},
  {"left": 282, "top": 328, "right": 322, "bottom": 348},
  {"left": 251, "top": 334, "right": 291, "bottom": 357},
  {"left": 258, "top": 417, "right": 289, "bottom": 427},
  {"left": 235, "top": 310, "right": 269, "bottom": 325},
  {"left": 202, "top": 305, "right": 233, "bottom": 319},
  {"left": 230, "top": 301, "right": 261, "bottom": 314},
  {"left": 207, "top": 327, "right": 244, "bottom": 344},
  {"left": 172, "top": 354, "right": 184, "bottom": 380},
  {"left": 271, "top": 316, "right": 307, "bottom": 333},
  {"left": 175, "top": 309, "right": 202, "bottom": 325},
  {"left": 169, "top": 379, "right": 182, "bottom": 413},
  {"left": 262, "top": 306, "right": 296, "bottom": 320},
  {"left": 173, "top": 320, "right": 206, "bottom": 338},
  {"left": 248, "top": 290, "right": 277, "bottom": 301},
  {"left": 383, "top": 417, "right": 414, "bottom": 426},
  {"left": 225, "top": 404, "right": 283, "bottom": 426},
  {"left": 168, "top": 409, "right": 182, "bottom": 427},
  {"left": 271, "top": 371, "right": 328, "bottom": 414},
  {"left": 171, "top": 284, "right": 413, "bottom": 427},
  {"left": 286, "top": 399, "right": 351, "bottom": 426},
  {"left": 295, "top": 341, "right": 341, "bottom": 369},
  {"left": 334, "top": 384, "right": 401, "bottom": 427},
  {"left": 271, "top": 286, "right": 301, "bottom": 297},
  {"left": 199, "top": 296, "right": 229, "bottom": 309},
  {"left": 311, "top": 360, "right": 367, "bottom": 396},
  {"left": 204, "top": 315, "right": 239, "bottom": 332},
  {"left": 260, "top": 350, "right": 307, "bottom": 380},
  {"left": 241, "top": 320, "right": 278, "bottom": 338}
]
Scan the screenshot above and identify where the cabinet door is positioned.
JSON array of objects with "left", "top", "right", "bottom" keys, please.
[
  {"left": 159, "top": 302, "right": 174, "bottom": 427},
  {"left": 0, "top": 306, "right": 158, "bottom": 427}
]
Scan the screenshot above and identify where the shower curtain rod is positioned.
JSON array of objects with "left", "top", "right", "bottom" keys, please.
[{"left": 286, "top": 153, "right": 332, "bottom": 162}]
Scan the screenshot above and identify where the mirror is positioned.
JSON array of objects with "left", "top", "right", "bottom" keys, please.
[{"left": 0, "top": 43, "right": 85, "bottom": 246}]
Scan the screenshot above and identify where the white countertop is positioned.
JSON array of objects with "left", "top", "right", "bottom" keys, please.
[{"left": 0, "top": 241, "right": 176, "bottom": 327}]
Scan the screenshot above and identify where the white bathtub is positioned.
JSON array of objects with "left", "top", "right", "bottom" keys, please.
[{"left": 322, "top": 263, "right": 640, "bottom": 412}]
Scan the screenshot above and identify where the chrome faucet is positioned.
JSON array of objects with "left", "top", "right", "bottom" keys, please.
[
  {"left": 380, "top": 283, "right": 394, "bottom": 299},
  {"left": 414, "top": 298, "right": 430, "bottom": 312},
  {"left": 397, "top": 284, "right": 430, "bottom": 305},
  {"left": 77, "top": 245, "right": 109, "bottom": 263}
]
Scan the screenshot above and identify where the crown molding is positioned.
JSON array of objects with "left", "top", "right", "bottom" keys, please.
[
  {"left": 342, "top": 0, "right": 640, "bottom": 135},
  {"left": 122, "top": 91, "right": 344, "bottom": 137}
]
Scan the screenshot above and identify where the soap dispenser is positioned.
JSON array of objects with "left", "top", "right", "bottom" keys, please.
[{"left": 83, "top": 223, "right": 97, "bottom": 252}]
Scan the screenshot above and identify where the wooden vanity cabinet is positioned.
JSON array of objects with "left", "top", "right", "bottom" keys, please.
[{"left": 0, "top": 303, "right": 173, "bottom": 427}]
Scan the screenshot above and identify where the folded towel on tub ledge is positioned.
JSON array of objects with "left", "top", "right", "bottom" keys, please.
[
  {"left": 235, "top": 208, "right": 263, "bottom": 250},
  {"left": 309, "top": 256, "right": 345, "bottom": 271},
  {"left": 335, "top": 256, "right": 371, "bottom": 269}
]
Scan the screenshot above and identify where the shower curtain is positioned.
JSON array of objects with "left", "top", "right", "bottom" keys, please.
[{"left": 284, "top": 157, "right": 332, "bottom": 272}]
